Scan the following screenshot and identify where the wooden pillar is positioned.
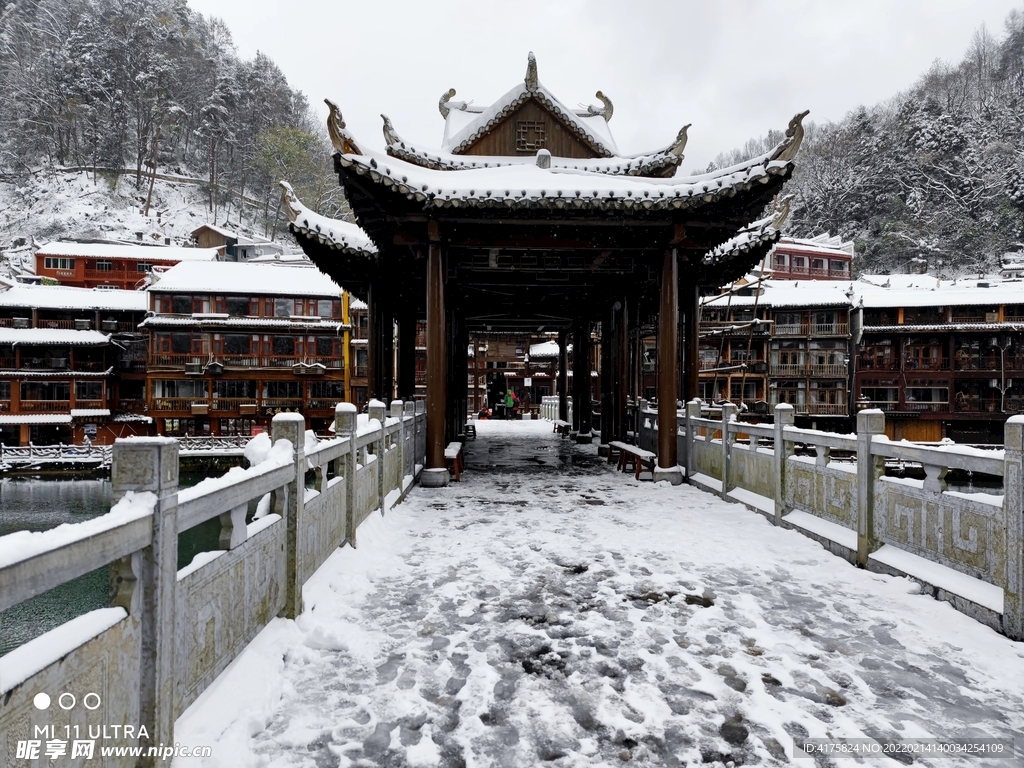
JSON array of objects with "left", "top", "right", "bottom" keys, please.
[
  {"left": 558, "top": 330, "right": 569, "bottom": 422},
  {"left": 616, "top": 298, "right": 629, "bottom": 442},
  {"left": 684, "top": 281, "right": 700, "bottom": 402},
  {"left": 398, "top": 311, "right": 416, "bottom": 400},
  {"left": 573, "top": 318, "right": 593, "bottom": 442},
  {"left": 600, "top": 314, "right": 612, "bottom": 448},
  {"left": 367, "top": 282, "right": 380, "bottom": 401},
  {"left": 381, "top": 304, "right": 394, "bottom": 403},
  {"left": 422, "top": 241, "right": 449, "bottom": 486},
  {"left": 656, "top": 249, "right": 683, "bottom": 483},
  {"left": 472, "top": 334, "right": 481, "bottom": 414}
]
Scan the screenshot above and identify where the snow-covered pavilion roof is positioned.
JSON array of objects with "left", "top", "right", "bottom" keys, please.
[
  {"left": 148, "top": 260, "right": 343, "bottom": 298},
  {"left": 0, "top": 282, "right": 147, "bottom": 312},
  {"left": 36, "top": 242, "right": 220, "bottom": 262},
  {"left": 377, "top": 54, "right": 691, "bottom": 178},
  {"left": 439, "top": 53, "right": 618, "bottom": 157}
]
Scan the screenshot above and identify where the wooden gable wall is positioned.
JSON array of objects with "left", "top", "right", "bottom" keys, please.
[{"left": 459, "top": 98, "right": 600, "bottom": 158}]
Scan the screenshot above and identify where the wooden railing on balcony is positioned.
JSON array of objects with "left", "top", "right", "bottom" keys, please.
[
  {"left": 262, "top": 398, "right": 303, "bottom": 411},
  {"left": 807, "top": 363, "right": 847, "bottom": 377},
  {"left": 19, "top": 400, "right": 72, "bottom": 412},
  {"left": 74, "top": 399, "right": 105, "bottom": 410},
  {"left": 774, "top": 323, "right": 806, "bottom": 336},
  {"left": 810, "top": 323, "right": 849, "bottom": 336},
  {"left": 769, "top": 363, "right": 806, "bottom": 376},
  {"left": 858, "top": 359, "right": 898, "bottom": 371},
  {"left": 802, "top": 403, "right": 849, "bottom": 415},
  {"left": 904, "top": 402, "right": 950, "bottom": 413},
  {"left": 0, "top": 357, "right": 15, "bottom": 369},
  {"left": 905, "top": 359, "right": 949, "bottom": 371},
  {"left": 210, "top": 398, "right": 257, "bottom": 412},
  {"left": 151, "top": 398, "right": 206, "bottom": 412},
  {"left": 20, "top": 358, "right": 70, "bottom": 370},
  {"left": 118, "top": 399, "right": 147, "bottom": 413},
  {"left": 0, "top": 400, "right": 10, "bottom": 412}
]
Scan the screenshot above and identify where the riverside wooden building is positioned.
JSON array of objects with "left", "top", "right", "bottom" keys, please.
[{"left": 287, "top": 54, "right": 806, "bottom": 484}]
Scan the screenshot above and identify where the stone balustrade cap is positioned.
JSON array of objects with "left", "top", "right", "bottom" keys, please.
[
  {"left": 272, "top": 412, "right": 306, "bottom": 424},
  {"left": 336, "top": 403, "right": 358, "bottom": 413}
]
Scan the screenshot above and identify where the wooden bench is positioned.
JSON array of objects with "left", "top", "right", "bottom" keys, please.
[
  {"left": 606, "top": 440, "right": 630, "bottom": 465},
  {"left": 445, "top": 441, "right": 464, "bottom": 481},
  {"left": 616, "top": 443, "right": 656, "bottom": 480},
  {"left": 464, "top": 423, "right": 476, "bottom": 439},
  {"left": 552, "top": 420, "right": 571, "bottom": 437}
]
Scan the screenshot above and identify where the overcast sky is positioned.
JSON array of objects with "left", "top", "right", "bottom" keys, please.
[{"left": 189, "top": 0, "right": 1021, "bottom": 171}]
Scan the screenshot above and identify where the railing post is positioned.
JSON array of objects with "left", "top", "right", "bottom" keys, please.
[
  {"left": 685, "top": 400, "right": 700, "bottom": 481},
  {"left": 110, "top": 436, "right": 179, "bottom": 763},
  {"left": 335, "top": 403, "right": 358, "bottom": 547},
  {"left": 721, "top": 402, "right": 737, "bottom": 500},
  {"left": 773, "top": 404, "right": 795, "bottom": 526},
  {"left": 856, "top": 409, "right": 886, "bottom": 568},
  {"left": 369, "top": 399, "right": 386, "bottom": 512},
  {"left": 1003, "top": 416, "right": 1024, "bottom": 639},
  {"left": 391, "top": 399, "right": 404, "bottom": 493},
  {"left": 271, "top": 412, "right": 306, "bottom": 619},
  {"left": 403, "top": 400, "right": 416, "bottom": 481}
]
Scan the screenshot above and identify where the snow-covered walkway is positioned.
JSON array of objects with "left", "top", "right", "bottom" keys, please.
[{"left": 176, "top": 420, "right": 1024, "bottom": 767}]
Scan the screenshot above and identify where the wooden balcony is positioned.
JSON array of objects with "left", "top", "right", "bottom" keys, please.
[
  {"left": 262, "top": 398, "right": 303, "bottom": 411},
  {"left": 151, "top": 398, "right": 206, "bottom": 412},
  {"left": 904, "top": 402, "right": 950, "bottom": 413},
  {"left": 0, "top": 357, "right": 15, "bottom": 369},
  {"left": 773, "top": 323, "right": 806, "bottom": 336},
  {"left": 20, "top": 400, "right": 72, "bottom": 412},
  {"left": 0, "top": 400, "right": 10, "bottom": 412},
  {"left": 802, "top": 403, "right": 848, "bottom": 415},
  {"left": 810, "top": 323, "right": 848, "bottom": 336},
  {"left": 770, "top": 363, "right": 807, "bottom": 376},
  {"left": 807, "top": 363, "right": 847, "bottom": 377},
  {"left": 210, "top": 398, "right": 258, "bottom": 413}
]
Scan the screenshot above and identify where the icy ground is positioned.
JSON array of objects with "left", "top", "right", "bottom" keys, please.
[{"left": 175, "top": 420, "right": 1024, "bottom": 768}]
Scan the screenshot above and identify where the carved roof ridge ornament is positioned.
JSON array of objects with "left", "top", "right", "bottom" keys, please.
[
  {"left": 381, "top": 114, "right": 399, "bottom": 146},
  {"left": 525, "top": 51, "right": 539, "bottom": 92},
  {"left": 279, "top": 180, "right": 301, "bottom": 224},
  {"left": 770, "top": 110, "right": 810, "bottom": 163},
  {"left": 325, "top": 98, "right": 363, "bottom": 156},
  {"left": 438, "top": 88, "right": 457, "bottom": 119},
  {"left": 584, "top": 91, "right": 614, "bottom": 122},
  {"left": 668, "top": 124, "right": 691, "bottom": 158},
  {"left": 770, "top": 194, "right": 793, "bottom": 230}
]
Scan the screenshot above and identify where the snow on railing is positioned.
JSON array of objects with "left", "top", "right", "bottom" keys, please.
[
  {"left": 636, "top": 400, "right": 1023, "bottom": 640},
  {"left": 0, "top": 400, "right": 428, "bottom": 756}
]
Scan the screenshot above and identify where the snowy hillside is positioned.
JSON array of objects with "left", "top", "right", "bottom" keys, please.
[{"left": 0, "top": 169, "right": 297, "bottom": 280}]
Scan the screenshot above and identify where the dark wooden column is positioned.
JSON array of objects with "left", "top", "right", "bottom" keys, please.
[
  {"left": 381, "top": 304, "right": 394, "bottom": 403},
  {"left": 657, "top": 248, "right": 683, "bottom": 483},
  {"left": 423, "top": 240, "right": 448, "bottom": 486},
  {"left": 616, "top": 298, "right": 629, "bottom": 442},
  {"left": 558, "top": 330, "right": 569, "bottom": 422},
  {"left": 367, "top": 282, "right": 380, "bottom": 400},
  {"left": 600, "top": 315, "right": 612, "bottom": 449},
  {"left": 573, "top": 318, "right": 593, "bottom": 442},
  {"left": 684, "top": 282, "right": 700, "bottom": 402},
  {"left": 397, "top": 312, "right": 416, "bottom": 400}
]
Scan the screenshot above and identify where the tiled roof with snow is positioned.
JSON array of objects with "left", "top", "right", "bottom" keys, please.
[
  {"left": 0, "top": 328, "right": 110, "bottom": 346},
  {"left": 335, "top": 145, "right": 794, "bottom": 213},
  {"left": 0, "top": 283, "right": 147, "bottom": 312},
  {"left": 279, "top": 182, "right": 378, "bottom": 256},
  {"left": 0, "top": 414, "right": 73, "bottom": 424},
  {"left": 36, "top": 242, "right": 220, "bottom": 262},
  {"left": 148, "top": 260, "right": 343, "bottom": 298},
  {"left": 528, "top": 340, "right": 571, "bottom": 359}
]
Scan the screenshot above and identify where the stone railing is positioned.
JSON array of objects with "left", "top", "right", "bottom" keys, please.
[
  {"left": 0, "top": 443, "right": 113, "bottom": 466},
  {"left": 638, "top": 401, "right": 1023, "bottom": 640},
  {"left": 539, "top": 395, "right": 573, "bottom": 423},
  {"left": 0, "top": 400, "right": 426, "bottom": 766}
]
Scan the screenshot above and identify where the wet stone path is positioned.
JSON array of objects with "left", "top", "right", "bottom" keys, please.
[{"left": 177, "top": 421, "right": 1024, "bottom": 768}]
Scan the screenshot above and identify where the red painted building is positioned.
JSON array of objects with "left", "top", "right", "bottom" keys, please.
[
  {"left": 769, "top": 234, "right": 853, "bottom": 280},
  {"left": 35, "top": 242, "right": 219, "bottom": 289}
]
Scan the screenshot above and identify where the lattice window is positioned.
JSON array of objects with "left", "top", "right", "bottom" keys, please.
[{"left": 516, "top": 120, "right": 546, "bottom": 152}]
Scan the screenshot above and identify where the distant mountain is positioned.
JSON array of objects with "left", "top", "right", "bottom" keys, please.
[
  {"left": 710, "top": 8, "right": 1024, "bottom": 277},
  {"left": 0, "top": 0, "right": 347, "bottom": 248}
]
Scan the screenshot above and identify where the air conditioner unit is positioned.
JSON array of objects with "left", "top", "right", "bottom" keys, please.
[
  {"left": 185, "top": 363, "right": 204, "bottom": 375},
  {"left": 190, "top": 403, "right": 209, "bottom": 415},
  {"left": 74, "top": 319, "right": 92, "bottom": 330},
  {"left": 12, "top": 317, "right": 29, "bottom": 329},
  {"left": 752, "top": 362, "right": 768, "bottom": 373},
  {"left": 239, "top": 403, "right": 257, "bottom": 415},
  {"left": 985, "top": 312, "right": 999, "bottom": 323},
  {"left": 101, "top": 320, "right": 118, "bottom": 332},
  {"left": 205, "top": 362, "right": 224, "bottom": 375},
  {"left": 50, "top": 358, "right": 67, "bottom": 368}
]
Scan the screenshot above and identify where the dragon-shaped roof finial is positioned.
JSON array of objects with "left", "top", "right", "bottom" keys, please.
[
  {"left": 324, "top": 98, "right": 362, "bottom": 156},
  {"left": 770, "top": 194, "right": 793, "bottom": 230},
  {"left": 438, "top": 88, "right": 457, "bottom": 119},
  {"left": 381, "top": 114, "right": 398, "bottom": 146},
  {"left": 585, "top": 91, "right": 614, "bottom": 122},
  {"left": 669, "top": 124, "right": 691, "bottom": 158},
  {"left": 525, "top": 52, "right": 539, "bottom": 92},
  {"left": 279, "top": 181, "right": 301, "bottom": 224},
  {"left": 771, "top": 110, "right": 810, "bottom": 163}
]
